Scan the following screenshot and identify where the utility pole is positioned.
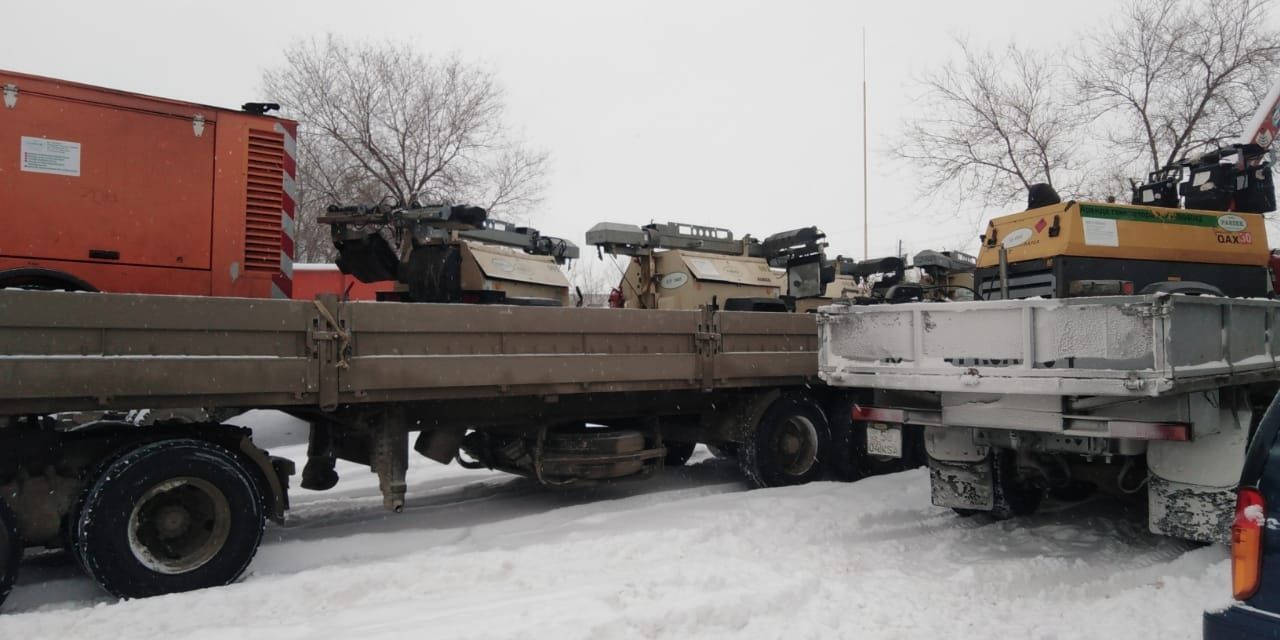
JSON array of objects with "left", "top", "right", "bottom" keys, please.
[{"left": 862, "top": 26, "right": 869, "bottom": 261}]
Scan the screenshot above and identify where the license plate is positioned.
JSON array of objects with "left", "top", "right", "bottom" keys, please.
[{"left": 866, "top": 424, "right": 903, "bottom": 458}]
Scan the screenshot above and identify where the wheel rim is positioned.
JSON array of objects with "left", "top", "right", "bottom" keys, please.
[
  {"left": 775, "top": 415, "right": 819, "bottom": 476},
  {"left": 128, "top": 477, "right": 231, "bottom": 575}
]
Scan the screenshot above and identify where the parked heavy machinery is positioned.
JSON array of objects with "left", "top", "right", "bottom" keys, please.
[
  {"left": 585, "top": 219, "right": 979, "bottom": 474},
  {"left": 320, "top": 201, "right": 579, "bottom": 305},
  {"left": 585, "top": 221, "right": 834, "bottom": 311},
  {"left": 836, "top": 250, "right": 977, "bottom": 305},
  {"left": 977, "top": 144, "right": 1274, "bottom": 301},
  {"left": 0, "top": 69, "right": 295, "bottom": 298}
]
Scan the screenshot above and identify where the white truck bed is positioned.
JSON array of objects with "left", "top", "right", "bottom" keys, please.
[{"left": 818, "top": 294, "right": 1280, "bottom": 397}]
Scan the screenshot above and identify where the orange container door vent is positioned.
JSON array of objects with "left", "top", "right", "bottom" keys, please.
[{"left": 245, "top": 130, "right": 285, "bottom": 277}]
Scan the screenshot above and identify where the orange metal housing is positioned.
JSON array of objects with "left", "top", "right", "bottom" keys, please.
[
  {"left": 292, "top": 264, "right": 395, "bottom": 301},
  {"left": 0, "top": 69, "right": 297, "bottom": 298}
]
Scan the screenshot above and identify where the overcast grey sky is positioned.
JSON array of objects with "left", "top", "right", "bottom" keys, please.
[{"left": 7, "top": 0, "right": 1260, "bottom": 262}]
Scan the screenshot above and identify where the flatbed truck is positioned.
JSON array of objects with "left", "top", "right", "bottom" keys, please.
[
  {"left": 817, "top": 148, "right": 1280, "bottom": 542},
  {"left": 0, "top": 288, "right": 855, "bottom": 605}
]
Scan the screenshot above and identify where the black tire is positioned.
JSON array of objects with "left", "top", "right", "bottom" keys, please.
[
  {"left": 0, "top": 267, "right": 97, "bottom": 292},
  {"left": 64, "top": 443, "right": 138, "bottom": 570},
  {"left": 663, "top": 440, "right": 697, "bottom": 466},
  {"left": 739, "top": 394, "right": 831, "bottom": 488},
  {"left": 989, "top": 448, "right": 1043, "bottom": 520},
  {"left": 76, "top": 439, "right": 266, "bottom": 599},
  {"left": 0, "top": 498, "right": 20, "bottom": 609}
]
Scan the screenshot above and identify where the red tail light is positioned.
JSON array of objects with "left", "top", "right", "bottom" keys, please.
[{"left": 1233, "top": 487, "right": 1265, "bottom": 600}]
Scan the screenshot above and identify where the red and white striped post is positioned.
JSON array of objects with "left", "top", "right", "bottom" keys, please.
[{"left": 273, "top": 121, "right": 297, "bottom": 299}]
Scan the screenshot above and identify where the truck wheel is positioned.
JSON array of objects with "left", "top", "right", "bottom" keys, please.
[
  {"left": 990, "top": 449, "right": 1042, "bottom": 520},
  {"left": 0, "top": 498, "right": 20, "bottom": 609},
  {"left": 76, "top": 439, "right": 265, "bottom": 599},
  {"left": 64, "top": 444, "right": 136, "bottom": 571},
  {"left": 663, "top": 440, "right": 697, "bottom": 466},
  {"left": 739, "top": 394, "right": 830, "bottom": 488}
]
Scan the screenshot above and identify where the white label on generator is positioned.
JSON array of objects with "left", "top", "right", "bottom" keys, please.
[
  {"left": 687, "top": 258, "right": 720, "bottom": 278},
  {"left": 20, "top": 136, "right": 81, "bottom": 176},
  {"left": 1217, "top": 214, "right": 1248, "bottom": 232},
  {"left": 660, "top": 272, "right": 689, "bottom": 289},
  {"left": 1082, "top": 216, "right": 1120, "bottom": 247},
  {"left": 1002, "top": 228, "right": 1033, "bottom": 248}
]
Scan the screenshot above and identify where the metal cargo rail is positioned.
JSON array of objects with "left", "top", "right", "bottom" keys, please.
[
  {"left": 0, "top": 290, "right": 819, "bottom": 416},
  {"left": 818, "top": 294, "right": 1280, "bottom": 397}
]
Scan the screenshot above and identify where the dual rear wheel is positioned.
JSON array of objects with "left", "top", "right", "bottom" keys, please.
[
  {"left": 71, "top": 439, "right": 266, "bottom": 599},
  {"left": 739, "top": 394, "right": 831, "bottom": 488}
]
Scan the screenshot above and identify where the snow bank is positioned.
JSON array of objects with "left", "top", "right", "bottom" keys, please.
[{"left": 4, "top": 414, "right": 1230, "bottom": 639}]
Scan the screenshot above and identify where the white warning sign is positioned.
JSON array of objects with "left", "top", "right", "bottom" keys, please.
[
  {"left": 21, "top": 136, "right": 81, "bottom": 176},
  {"left": 1082, "top": 216, "right": 1120, "bottom": 247}
]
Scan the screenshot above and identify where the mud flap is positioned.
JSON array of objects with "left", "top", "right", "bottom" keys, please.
[
  {"left": 925, "top": 425, "right": 994, "bottom": 511},
  {"left": 1146, "top": 390, "right": 1248, "bottom": 543},
  {"left": 929, "top": 457, "right": 994, "bottom": 511},
  {"left": 1148, "top": 475, "right": 1234, "bottom": 543}
]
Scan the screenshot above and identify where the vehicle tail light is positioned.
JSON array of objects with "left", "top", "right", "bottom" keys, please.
[
  {"left": 1233, "top": 487, "right": 1265, "bottom": 600},
  {"left": 850, "top": 405, "right": 905, "bottom": 424}
]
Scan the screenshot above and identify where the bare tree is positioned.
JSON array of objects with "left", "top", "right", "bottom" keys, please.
[
  {"left": 1077, "top": 0, "right": 1280, "bottom": 179},
  {"left": 899, "top": 40, "right": 1086, "bottom": 209},
  {"left": 264, "top": 36, "right": 549, "bottom": 261},
  {"left": 901, "top": 0, "right": 1280, "bottom": 209}
]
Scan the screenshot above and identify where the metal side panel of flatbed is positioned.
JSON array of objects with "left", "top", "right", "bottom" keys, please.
[
  {"left": 0, "top": 290, "right": 820, "bottom": 415},
  {"left": 817, "top": 294, "right": 1280, "bottom": 397}
]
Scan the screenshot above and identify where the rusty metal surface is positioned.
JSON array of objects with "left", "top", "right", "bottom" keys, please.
[{"left": 0, "top": 291, "right": 821, "bottom": 416}]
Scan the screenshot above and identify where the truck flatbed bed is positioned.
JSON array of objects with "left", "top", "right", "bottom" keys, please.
[
  {"left": 0, "top": 290, "right": 819, "bottom": 416},
  {"left": 818, "top": 294, "right": 1280, "bottom": 398}
]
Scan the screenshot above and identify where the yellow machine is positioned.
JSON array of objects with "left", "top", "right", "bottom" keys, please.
[
  {"left": 977, "top": 198, "right": 1272, "bottom": 299},
  {"left": 977, "top": 143, "right": 1275, "bottom": 300}
]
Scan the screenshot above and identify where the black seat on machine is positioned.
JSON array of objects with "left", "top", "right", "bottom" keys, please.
[{"left": 1027, "top": 183, "right": 1062, "bottom": 209}]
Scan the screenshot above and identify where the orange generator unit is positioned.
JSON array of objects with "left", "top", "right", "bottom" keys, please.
[{"left": 0, "top": 69, "right": 297, "bottom": 298}]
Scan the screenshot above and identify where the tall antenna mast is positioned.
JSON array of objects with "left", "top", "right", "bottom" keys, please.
[{"left": 862, "top": 26, "right": 869, "bottom": 261}]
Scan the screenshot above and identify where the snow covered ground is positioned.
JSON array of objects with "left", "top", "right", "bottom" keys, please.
[{"left": 3, "top": 411, "right": 1231, "bottom": 639}]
